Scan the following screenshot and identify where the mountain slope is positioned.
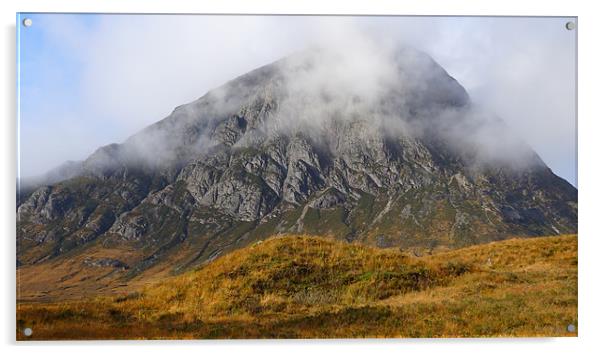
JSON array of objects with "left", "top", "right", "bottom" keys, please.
[
  {"left": 17, "top": 234, "right": 578, "bottom": 339},
  {"left": 17, "top": 46, "right": 577, "bottom": 282}
]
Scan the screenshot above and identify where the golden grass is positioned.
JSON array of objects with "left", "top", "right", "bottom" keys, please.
[{"left": 16, "top": 234, "right": 577, "bottom": 339}]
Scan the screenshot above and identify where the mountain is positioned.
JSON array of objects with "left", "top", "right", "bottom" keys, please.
[{"left": 16, "top": 46, "right": 577, "bottom": 284}]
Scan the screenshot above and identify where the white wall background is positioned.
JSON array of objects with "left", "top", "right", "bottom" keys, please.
[{"left": 1, "top": 1, "right": 600, "bottom": 353}]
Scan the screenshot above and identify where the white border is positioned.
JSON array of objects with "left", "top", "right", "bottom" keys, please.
[{"left": 2, "top": 1, "right": 600, "bottom": 353}]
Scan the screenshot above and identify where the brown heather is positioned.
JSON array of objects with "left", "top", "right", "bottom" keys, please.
[{"left": 17, "top": 234, "right": 577, "bottom": 339}]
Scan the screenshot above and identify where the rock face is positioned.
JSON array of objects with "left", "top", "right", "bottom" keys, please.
[
  {"left": 17, "top": 47, "right": 577, "bottom": 276},
  {"left": 83, "top": 258, "right": 129, "bottom": 269}
]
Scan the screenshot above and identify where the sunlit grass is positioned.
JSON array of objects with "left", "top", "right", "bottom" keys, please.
[{"left": 17, "top": 234, "right": 577, "bottom": 339}]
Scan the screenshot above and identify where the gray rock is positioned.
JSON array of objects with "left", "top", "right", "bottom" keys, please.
[{"left": 83, "top": 258, "right": 129, "bottom": 269}]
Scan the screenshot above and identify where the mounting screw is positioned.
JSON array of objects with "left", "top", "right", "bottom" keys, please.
[
  {"left": 22, "top": 18, "right": 32, "bottom": 27},
  {"left": 565, "top": 21, "right": 575, "bottom": 30},
  {"left": 567, "top": 324, "right": 576, "bottom": 332},
  {"left": 23, "top": 327, "right": 32, "bottom": 336}
]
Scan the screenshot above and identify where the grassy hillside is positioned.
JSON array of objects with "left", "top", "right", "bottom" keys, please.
[{"left": 17, "top": 234, "right": 577, "bottom": 339}]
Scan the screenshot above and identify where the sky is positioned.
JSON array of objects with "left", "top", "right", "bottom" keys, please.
[{"left": 17, "top": 14, "right": 577, "bottom": 186}]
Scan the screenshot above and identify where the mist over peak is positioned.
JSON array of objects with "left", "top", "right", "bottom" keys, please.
[{"left": 64, "top": 39, "right": 546, "bottom": 184}]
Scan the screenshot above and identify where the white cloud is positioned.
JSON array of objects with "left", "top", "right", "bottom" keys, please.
[{"left": 19, "top": 15, "right": 577, "bottom": 185}]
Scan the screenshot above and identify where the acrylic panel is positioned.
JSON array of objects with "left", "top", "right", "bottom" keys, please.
[{"left": 16, "top": 13, "right": 578, "bottom": 340}]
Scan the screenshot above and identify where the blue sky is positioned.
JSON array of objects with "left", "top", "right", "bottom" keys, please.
[
  {"left": 18, "top": 14, "right": 123, "bottom": 179},
  {"left": 17, "top": 14, "right": 577, "bottom": 186}
]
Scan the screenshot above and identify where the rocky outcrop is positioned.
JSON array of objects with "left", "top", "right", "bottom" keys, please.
[{"left": 83, "top": 258, "right": 129, "bottom": 269}]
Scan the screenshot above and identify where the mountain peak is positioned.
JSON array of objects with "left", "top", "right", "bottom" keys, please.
[
  {"left": 77, "top": 46, "right": 474, "bottom": 177},
  {"left": 17, "top": 47, "right": 577, "bottom": 278}
]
